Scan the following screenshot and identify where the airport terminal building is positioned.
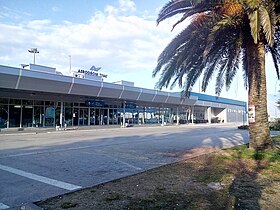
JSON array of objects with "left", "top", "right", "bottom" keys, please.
[{"left": 0, "top": 64, "right": 247, "bottom": 129}]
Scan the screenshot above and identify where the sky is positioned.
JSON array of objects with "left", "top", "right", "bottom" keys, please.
[{"left": 0, "top": 0, "right": 280, "bottom": 116}]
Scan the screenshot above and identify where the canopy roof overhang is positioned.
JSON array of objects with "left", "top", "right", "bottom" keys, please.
[{"left": 0, "top": 65, "right": 197, "bottom": 108}]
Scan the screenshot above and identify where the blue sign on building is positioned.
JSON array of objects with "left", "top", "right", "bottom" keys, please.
[
  {"left": 124, "top": 103, "right": 136, "bottom": 109},
  {"left": 85, "top": 101, "right": 105, "bottom": 107}
]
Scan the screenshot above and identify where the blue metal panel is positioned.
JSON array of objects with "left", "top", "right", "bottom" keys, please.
[{"left": 189, "top": 92, "right": 246, "bottom": 107}]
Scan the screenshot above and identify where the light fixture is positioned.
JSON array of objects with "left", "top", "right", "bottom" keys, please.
[
  {"left": 21, "top": 64, "right": 29, "bottom": 69},
  {"left": 28, "top": 48, "right": 39, "bottom": 64}
]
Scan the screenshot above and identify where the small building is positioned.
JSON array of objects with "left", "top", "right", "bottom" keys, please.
[{"left": 0, "top": 64, "right": 247, "bottom": 129}]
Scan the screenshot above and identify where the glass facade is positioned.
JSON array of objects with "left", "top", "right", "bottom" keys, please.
[
  {"left": 0, "top": 97, "right": 245, "bottom": 129},
  {"left": 0, "top": 98, "right": 182, "bottom": 128}
]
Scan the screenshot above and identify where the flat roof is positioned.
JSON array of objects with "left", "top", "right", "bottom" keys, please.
[
  {"left": 0, "top": 64, "right": 246, "bottom": 108},
  {"left": 190, "top": 92, "right": 246, "bottom": 107},
  {"left": 0, "top": 65, "right": 196, "bottom": 107}
]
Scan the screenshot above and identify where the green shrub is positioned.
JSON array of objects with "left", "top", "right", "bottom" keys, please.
[
  {"left": 269, "top": 119, "right": 280, "bottom": 130},
  {"left": 238, "top": 125, "right": 249, "bottom": 130}
]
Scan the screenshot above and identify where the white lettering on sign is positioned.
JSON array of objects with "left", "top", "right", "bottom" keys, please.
[
  {"left": 248, "top": 105, "right": 255, "bottom": 124},
  {"left": 78, "top": 69, "right": 108, "bottom": 78}
]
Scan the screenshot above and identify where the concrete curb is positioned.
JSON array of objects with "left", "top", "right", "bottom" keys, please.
[{"left": 0, "top": 123, "right": 241, "bottom": 136}]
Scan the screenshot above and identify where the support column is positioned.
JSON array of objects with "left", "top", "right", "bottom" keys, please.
[
  {"left": 107, "top": 108, "right": 110, "bottom": 125},
  {"left": 88, "top": 107, "right": 90, "bottom": 126},
  {"left": 159, "top": 107, "right": 161, "bottom": 124},
  {"left": 72, "top": 105, "right": 74, "bottom": 126},
  {"left": 191, "top": 106, "right": 194, "bottom": 124},
  {"left": 207, "top": 107, "right": 211, "bottom": 124},
  {"left": 161, "top": 107, "right": 164, "bottom": 126},
  {"left": 43, "top": 101, "right": 45, "bottom": 127},
  {"left": 122, "top": 102, "right": 126, "bottom": 127},
  {"left": 143, "top": 107, "right": 145, "bottom": 124},
  {"left": 54, "top": 102, "right": 56, "bottom": 127},
  {"left": 60, "top": 101, "right": 63, "bottom": 128},
  {"left": 32, "top": 100, "right": 35, "bottom": 127},
  {"left": 78, "top": 107, "right": 80, "bottom": 126},
  {"left": 186, "top": 107, "right": 189, "bottom": 124},
  {"left": 7, "top": 100, "right": 10, "bottom": 128},
  {"left": 20, "top": 100, "right": 22, "bottom": 128},
  {"left": 176, "top": 107, "right": 179, "bottom": 125}
]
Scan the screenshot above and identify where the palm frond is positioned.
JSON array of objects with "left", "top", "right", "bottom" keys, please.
[
  {"left": 241, "top": 48, "right": 249, "bottom": 89},
  {"left": 153, "top": 27, "right": 192, "bottom": 77},
  {"left": 155, "top": 0, "right": 280, "bottom": 96},
  {"left": 268, "top": 46, "right": 280, "bottom": 79},
  {"left": 215, "top": 59, "right": 228, "bottom": 95},
  {"left": 248, "top": 9, "right": 260, "bottom": 44},
  {"left": 259, "top": 5, "right": 275, "bottom": 46},
  {"left": 246, "top": 0, "right": 261, "bottom": 10},
  {"left": 157, "top": 0, "right": 193, "bottom": 24}
]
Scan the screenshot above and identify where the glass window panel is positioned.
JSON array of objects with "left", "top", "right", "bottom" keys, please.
[
  {"left": 34, "top": 100, "right": 44, "bottom": 105},
  {"left": 22, "top": 100, "right": 33, "bottom": 105},
  {"left": 0, "top": 98, "right": 9, "bottom": 104},
  {"left": 34, "top": 106, "right": 44, "bottom": 127},
  {"left": 22, "top": 105, "right": 33, "bottom": 127},
  {"left": 45, "top": 101, "right": 54, "bottom": 106},
  {"left": 65, "top": 107, "right": 73, "bottom": 126},
  {"left": 10, "top": 99, "right": 21, "bottom": 105},
  {"left": 9, "top": 104, "right": 21, "bottom": 127},
  {"left": 0, "top": 105, "right": 8, "bottom": 128}
]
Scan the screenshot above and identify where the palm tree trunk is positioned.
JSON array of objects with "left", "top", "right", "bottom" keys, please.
[{"left": 247, "top": 40, "right": 272, "bottom": 150}]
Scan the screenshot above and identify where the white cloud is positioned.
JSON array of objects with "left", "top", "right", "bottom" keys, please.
[
  {"left": 105, "top": 0, "right": 136, "bottom": 16},
  {"left": 119, "top": 0, "right": 136, "bottom": 13},
  {"left": 0, "top": 2, "right": 177, "bottom": 87},
  {"left": 26, "top": 19, "right": 52, "bottom": 30},
  {"left": 0, "top": 1, "right": 248, "bottom": 97},
  {"left": 0, "top": 2, "right": 254, "bottom": 100}
]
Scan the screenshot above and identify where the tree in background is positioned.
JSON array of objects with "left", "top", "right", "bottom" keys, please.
[{"left": 153, "top": 0, "right": 280, "bottom": 150}]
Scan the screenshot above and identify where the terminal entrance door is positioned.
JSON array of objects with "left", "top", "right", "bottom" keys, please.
[
  {"left": 79, "top": 108, "right": 89, "bottom": 126},
  {"left": 73, "top": 107, "right": 110, "bottom": 126},
  {"left": 73, "top": 107, "right": 89, "bottom": 126},
  {"left": 93, "top": 108, "right": 106, "bottom": 125}
]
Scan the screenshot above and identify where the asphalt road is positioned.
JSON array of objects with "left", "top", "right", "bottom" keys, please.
[{"left": 0, "top": 124, "right": 248, "bottom": 209}]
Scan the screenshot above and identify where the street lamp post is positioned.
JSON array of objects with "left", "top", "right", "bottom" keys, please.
[
  {"left": 28, "top": 48, "right": 39, "bottom": 64},
  {"left": 69, "top": 55, "right": 72, "bottom": 74}
]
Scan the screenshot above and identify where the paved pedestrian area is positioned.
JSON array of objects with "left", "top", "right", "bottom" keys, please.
[{"left": 0, "top": 124, "right": 248, "bottom": 209}]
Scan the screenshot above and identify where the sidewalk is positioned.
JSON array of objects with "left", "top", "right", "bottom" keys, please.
[{"left": 0, "top": 122, "right": 241, "bottom": 136}]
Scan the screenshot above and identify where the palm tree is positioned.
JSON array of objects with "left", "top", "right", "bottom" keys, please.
[{"left": 153, "top": 0, "right": 280, "bottom": 150}]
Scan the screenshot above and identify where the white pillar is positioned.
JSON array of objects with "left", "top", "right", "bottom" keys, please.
[
  {"left": 88, "top": 107, "right": 90, "bottom": 126},
  {"left": 20, "top": 100, "right": 22, "bottom": 128},
  {"left": 122, "top": 102, "right": 126, "bottom": 127},
  {"left": 207, "top": 107, "right": 211, "bottom": 124},
  {"left": 176, "top": 107, "right": 179, "bottom": 125},
  {"left": 60, "top": 101, "right": 63, "bottom": 128},
  {"left": 143, "top": 108, "right": 145, "bottom": 124},
  {"left": 107, "top": 108, "right": 110, "bottom": 125},
  {"left": 43, "top": 101, "right": 45, "bottom": 127},
  {"left": 161, "top": 107, "right": 164, "bottom": 126},
  {"left": 191, "top": 106, "right": 194, "bottom": 124},
  {"left": 186, "top": 107, "right": 188, "bottom": 124},
  {"left": 7, "top": 101, "right": 10, "bottom": 128},
  {"left": 32, "top": 100, "right": 35, "bottom": 127},
  {"left": 78, "top": 107, "right": 80, "bottom": 126},
  {"left": 72, "top": 106, "right": 74, "bottom": 126}
]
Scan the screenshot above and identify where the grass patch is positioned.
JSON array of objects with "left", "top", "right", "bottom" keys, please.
[
  {"left": 37, "top": 138, "right": 280, "bottom": 210},
  {"left": 60, "top": 202, "right": 78, "bottom": 209},
  {"left": 104, "top": 192, "right": 121, "bottom": 202},
  {"left": 192, "top": 155, "right": 228, "bottom": 183}
]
